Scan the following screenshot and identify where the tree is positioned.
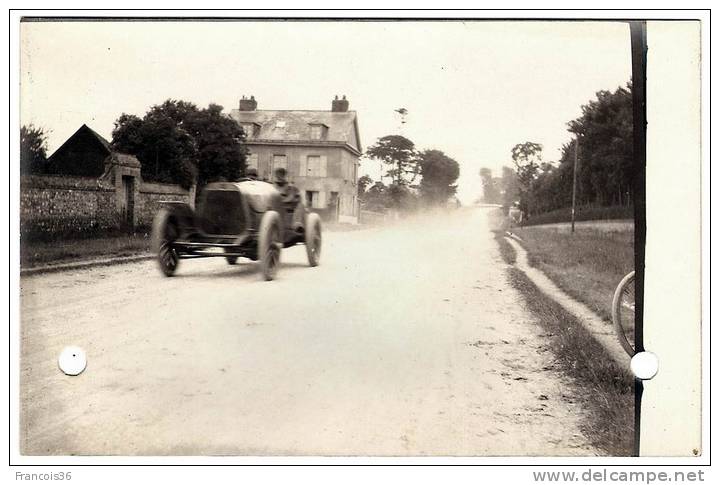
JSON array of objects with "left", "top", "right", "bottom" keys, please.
[
  {"left": 183, "top": 103, "right": 247, "bottom": 186},
  {"left": 479, "top": 167, "right": 501, "bottom": 204},
  {"left": 112, "top": 104, "right": 198, "bottom": 189},
  {"left": 357, "top": 174, "right": 373, "bottom": 198},
  {"left": 363, "top": 181, "right": 389, "bottom": 211},
  {"left": 20, "top": 124, "right": 48, "bottom": 175},
  {"left": 505, "top": 83, "right": 633, "bottom": 217},
  {"left": 417, "top": 149, "right": 460, "bottom": 206},
  {"left": 500, "top": 165, "right": 519, "bottom": 213},
  {"left": 566, "top": 85, "right": 633, "bottom": 206},
  {"left": 386, "top": 182, "right": 419, "bottom": 212},
  {"left": 511, "top": 141, "right": 543, "bottom": 214},
  {"left": 365, "top": 135, "right": 419, "bottom": 186},
  {"left": 112, "top": 99, "right": 247, "bottom": 189}
]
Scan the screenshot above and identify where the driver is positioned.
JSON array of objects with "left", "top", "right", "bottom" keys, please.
[
  {"left": 273, "top": 168, "right": 300, "bottom": 206},
  {"left": 273, "top": 167, "right": 302, "bottom": 230}
]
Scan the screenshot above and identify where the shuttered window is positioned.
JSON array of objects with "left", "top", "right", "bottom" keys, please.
[
  {"left": 306, "top": 155, "right": 327, "bottom": 177},
  {"left": 272, "top": 154, "right": 288, "bottom": 173}
]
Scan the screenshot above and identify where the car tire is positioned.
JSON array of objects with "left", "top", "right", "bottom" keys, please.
[
  {"left": 151, "top": 208, "right": 180, "bottom": 277},
  {"left": 305, "top": 212, "right": 322, "bottom": 267},
  {"left": 258, "top": 210, "right": 281, "bottom": 281}
]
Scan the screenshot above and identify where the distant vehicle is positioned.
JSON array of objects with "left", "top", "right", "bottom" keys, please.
[{"left": 150, "top": 180, "right": 322, "bottom": 280}]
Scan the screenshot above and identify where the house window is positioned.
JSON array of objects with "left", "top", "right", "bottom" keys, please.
[
  {"left": 272, "top": 154, "right": 288, "bottom": 173},
  {"left": 306, "top": 155, "right": 327, "bottom": 177},
  {"left": 246, "top": 153, "right": 259, "bottom": 170},
  {"left": 310, "top": 124, "right": 327, "bottom": 140},
  {"left": 305, "top": 190, "right": 322, "bottom": 209},
  {"left": 242, "top": 123, "right": 257, "bottom": 138}
]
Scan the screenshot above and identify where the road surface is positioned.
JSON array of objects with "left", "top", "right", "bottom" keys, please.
[{"left": 20, "top": 207, "right": 596, "bottom": 456}]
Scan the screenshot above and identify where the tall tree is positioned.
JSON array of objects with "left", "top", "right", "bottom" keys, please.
[
  {"left": 506, "top": 84, "right": 633, "bottom": 216},
  {"left": 20, "top": 124, "right": 48, "bottom": 175},
  {"left": 365, "top": 135, "right": 419, "bottom": 186},
  {"left": 500, "top": 165, "right": 519, "bottom": 212},
  {"left": 112, "top": 104, "right": 198, "bottom": 189},
  {"left": 566, "top": 85, "right": 633, "bottom": 206},
  {"left": 479, "top": 167, "right": 501, "bottom": 204},
  {"left": 511, "top": 141, "right": 543, "bottom": 214},
  {"left": 183, "top": 103, "right": 247, "bottom": 186},
  {"left": 418, "top": 149, "right": 460, "bottom": 206},
  {"left": 112, "top": 99, "right": 247, "bottom": 189}
]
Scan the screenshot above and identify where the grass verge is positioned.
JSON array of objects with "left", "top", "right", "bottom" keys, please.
[
  {"left": 20, "top": 221, "right": 368, "bottom": 269},
  {"left": 21, "top": 233, "right": 152, "bottom": 268},
  {"left": 513, "top": 225, "right": 633, "bottom": 326},
  {"left": 493, "top": 229, "right": 634, "bottom": 455}
]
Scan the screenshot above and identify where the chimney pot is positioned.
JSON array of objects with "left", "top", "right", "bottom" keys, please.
[
  {"left": 239, "top": 95, "right": 257, "bottom": 111},
  {"left": 332, "top": 95, "right": 349, "bottom": 112}
]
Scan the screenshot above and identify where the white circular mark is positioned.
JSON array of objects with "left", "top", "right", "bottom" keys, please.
[
  {"left": 631, "top": 351, "right": 658, "bottom": 380},
  {"left": 58, "top": 346, "right": 87, "bottom": 376}
]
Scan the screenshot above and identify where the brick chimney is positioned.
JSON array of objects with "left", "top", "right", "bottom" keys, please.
[
  {"left": 331, "top": 95, "right": 349, "bottom": 112},
  {"left": 239, "top": 95, "right": 257, "bottom": 111}
]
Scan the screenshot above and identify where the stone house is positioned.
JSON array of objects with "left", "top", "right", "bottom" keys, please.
[{"left": 230, "top": 95, "right": 361, "bottom": 223}]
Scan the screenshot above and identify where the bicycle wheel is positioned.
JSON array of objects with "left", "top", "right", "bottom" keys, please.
[{"left": 612, "top": 271, "right": 636, "bottom": 357}]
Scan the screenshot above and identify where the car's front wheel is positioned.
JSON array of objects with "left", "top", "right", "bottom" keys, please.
[
  {"left": 258, "top": 211, "right": 282, "bottom": 280},
  {"left": 151, "top": 208, "right": 180, "bottom": 277}
]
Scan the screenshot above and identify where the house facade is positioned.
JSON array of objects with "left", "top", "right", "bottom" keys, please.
[{"left": 230, "top": 95, "right": 361, "bottom": 223}]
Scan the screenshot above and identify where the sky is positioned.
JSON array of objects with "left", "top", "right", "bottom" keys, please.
[{"left": 20, "top": 20, "right": 631, "bottom": 203}]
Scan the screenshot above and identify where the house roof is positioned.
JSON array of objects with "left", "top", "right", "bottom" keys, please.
[
  {"left": 48, "top": 124, "right": 141, "bottom": 167},
  {"left": 83, "top": 124, "right": 113, "bottom": 152},
  {"left": 47, "top": 124, "right": 111, "bottom": 161},
  {"left": 229, "top": 109, "right": 362, "bottom": 154}
]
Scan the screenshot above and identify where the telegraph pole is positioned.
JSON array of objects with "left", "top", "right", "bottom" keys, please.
[{"left": 571, "top": 137, "right": 579, "bottom": 233}]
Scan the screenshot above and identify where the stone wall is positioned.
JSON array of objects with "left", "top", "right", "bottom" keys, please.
[
  {"left": 20, "top": 175, "right": 118, "bottom": 240},
  {"left": 135, "top": 182, "right": 195, "bottom": 228},
  {"left": 20, "top": 175, "right": 195, "bottom": 240}
]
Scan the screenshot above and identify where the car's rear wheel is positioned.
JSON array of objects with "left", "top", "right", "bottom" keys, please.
[
  {"left": 258, "top": 211, "right": 281, "bottom": 280},
  {"left": 151, "top": 208, "right": 180, "bottom": 277},
  {"left": 305, "top": 212, "right": 322, "bottom": 267}
]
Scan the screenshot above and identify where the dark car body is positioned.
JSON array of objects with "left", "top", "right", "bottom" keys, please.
[{"left": 151, "top": 180, "right": 321, "bottom": 279}]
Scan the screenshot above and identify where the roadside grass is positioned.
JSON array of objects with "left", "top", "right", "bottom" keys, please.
[
  {"left": 491, "top": 215, "right": 635, "bottom": 455},
  {"left": 20, "top": 221, "right": 369, "bottom": 269},
  {"left": 513, "top": 225, "right": 634, "bottom": 330},
  {"left": 21, "top": 233, "right": 152, "bottom": 268},
  {"left": 507, "top": 264, "right": 635, "bottom": 456}
]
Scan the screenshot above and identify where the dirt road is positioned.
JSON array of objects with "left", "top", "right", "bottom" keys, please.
[{"left": 20, "top": 207, "right": 597, "bottom": 456}]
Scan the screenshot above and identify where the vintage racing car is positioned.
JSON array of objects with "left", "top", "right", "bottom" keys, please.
[{"left": 150, "top": 180, "right": 322, "bottom": 280}]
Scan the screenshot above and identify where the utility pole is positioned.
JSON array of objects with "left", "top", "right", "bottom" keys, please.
[{"left": 571, "top": 137, "right": 579, "bottom": 233}]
